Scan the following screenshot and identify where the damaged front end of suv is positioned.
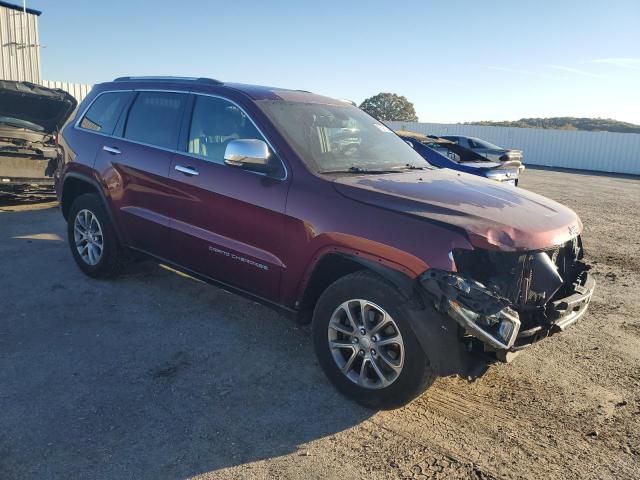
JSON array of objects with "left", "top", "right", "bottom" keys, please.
[{"left": 421, "top": 235, "right": 594, "bottom": 362}]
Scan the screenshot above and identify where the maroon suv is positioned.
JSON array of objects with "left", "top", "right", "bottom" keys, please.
[{"left": 56, "top": 77, "right": 595, "bottom": 408}]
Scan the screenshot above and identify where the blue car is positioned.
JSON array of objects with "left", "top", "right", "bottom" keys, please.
[{"left": 397, "top": 131, "right": 524, "bottom": 186}]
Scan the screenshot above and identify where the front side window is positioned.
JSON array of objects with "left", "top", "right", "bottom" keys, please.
[
  {"left": 124, "top": 92, "right": 186, "bottom": 149},
  {"left": 79, "top": 91, "right": 133, "bottom": 134},
  {"left": 258, "top": 101, "right": 429, "bottom": 173},
  {"left": 187, "top": 96, "right": 265, "bottom": 165}
]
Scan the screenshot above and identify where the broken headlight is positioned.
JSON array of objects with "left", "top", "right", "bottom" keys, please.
[{"left": 420, "top": 269, "right": 521, "bottom": 350}]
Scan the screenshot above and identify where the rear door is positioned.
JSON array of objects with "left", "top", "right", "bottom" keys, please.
[
  {"left": 91, "top": 91, "right": 188, "bottom": 258},
  {"left": 166, "top": 94, "right": 289, "bottom": 300}
]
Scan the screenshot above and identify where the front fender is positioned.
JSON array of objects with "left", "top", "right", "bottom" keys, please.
[{"left": 295, "top": 234, "right": 430, "bottom": 307}]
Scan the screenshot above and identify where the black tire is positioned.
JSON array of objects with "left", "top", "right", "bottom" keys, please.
[
  {"left": 312, "top": 270, "right": 435, "bottom": 409},
  {"left": 67, "top": 193, "right": 125, "bottom": 278}
]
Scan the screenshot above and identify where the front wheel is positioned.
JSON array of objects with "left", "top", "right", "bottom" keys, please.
[{"left": 312, "top": 271, "right": 434, "bottom": 409}]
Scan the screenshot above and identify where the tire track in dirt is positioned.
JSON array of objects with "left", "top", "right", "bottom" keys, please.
[
  {"left": 375, "top": 375, "right": 639, "bottom": 479},
  {"left": 356, "top": 421, "right": 502, "bottom": 479}
]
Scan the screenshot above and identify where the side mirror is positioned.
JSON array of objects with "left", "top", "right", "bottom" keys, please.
[{"left": 224, "top": 139, "right": 272, "bottom": 173}]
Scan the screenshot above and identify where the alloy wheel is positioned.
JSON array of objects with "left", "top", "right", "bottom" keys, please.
[
  {"left": 327, "top": 299, "right": 405, "bottom": 389},
  {"left": 73, "top": 209, "right": 104, "bottom": 266}
]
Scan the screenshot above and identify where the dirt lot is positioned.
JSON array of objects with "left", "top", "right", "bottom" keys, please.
[{"left": 1, "top": 168, "right": 639, "bottom": 480}]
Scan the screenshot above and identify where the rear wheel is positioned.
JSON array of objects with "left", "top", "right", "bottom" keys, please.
[
  {"left": 312, "top": 271, "right": 434, "bottom": 409},
  {"left": 67, "top": 193, "right": 125, "bottom": 278}
]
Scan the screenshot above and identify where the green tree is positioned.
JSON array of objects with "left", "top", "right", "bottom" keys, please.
[{"left": 359, "top": 93, "right": 418, "bottom": 122}]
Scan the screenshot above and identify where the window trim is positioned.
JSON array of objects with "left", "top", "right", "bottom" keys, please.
[
  {"left": 76, "top": 90, "right": 134, "bottom": 136},
  {"left": 75, "top": 89, "right": 288, "bottom": 181}
]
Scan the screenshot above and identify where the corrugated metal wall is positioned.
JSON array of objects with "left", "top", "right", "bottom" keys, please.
[
  {"left": 41, "top": 80, "right": 92, "bottom": 103},
  {"left": 0, "top": 4, "right": 40, "bottom": 82},
  {"left": 386, "top": 121, "right": 640, "bottom": 175}
]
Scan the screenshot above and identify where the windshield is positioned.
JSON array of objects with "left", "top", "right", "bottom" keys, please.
[
  {"left": 0, "top": 116, "right": 44, "bottom": 132},
  {"left": 258, "top": 101, "right": 430, "bottom": 173},
  {"left": 470, "top": 137, "right": 502, "bottom": 150}
]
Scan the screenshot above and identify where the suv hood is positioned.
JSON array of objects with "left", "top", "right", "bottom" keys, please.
[
  {"left": 0, "top": 81, "right": 77, "bottom": 134},
  {"left": 332, "top": 169, "right": 581, "bottom": 251}
]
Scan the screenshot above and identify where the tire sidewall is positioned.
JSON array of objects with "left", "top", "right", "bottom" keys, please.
[{"left": 312, "top": 272, "right": 432, "bottom": 409}]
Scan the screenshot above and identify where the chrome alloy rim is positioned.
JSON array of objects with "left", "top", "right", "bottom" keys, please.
[
  {"left": 328, "top": 299, "right": 405, "bottom": 389},
  {"left": 73, "top": 209, "right": 104, "bottom": 266}
]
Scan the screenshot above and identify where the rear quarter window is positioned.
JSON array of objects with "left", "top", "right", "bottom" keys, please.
[
  {"left": 123, "top": 92, "right": 187, "bottom": 149},
  {"left": 79, "top": 91, "right": 133, "bottom": 135}
]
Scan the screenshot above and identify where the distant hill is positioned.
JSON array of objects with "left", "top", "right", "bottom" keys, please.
[{"left": 464, "top": 117, "right": 640, "bottom": 134}]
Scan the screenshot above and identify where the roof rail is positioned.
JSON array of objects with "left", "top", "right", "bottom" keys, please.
[{"left": 113, "top": 76, "right": 223, "bottom": 85}]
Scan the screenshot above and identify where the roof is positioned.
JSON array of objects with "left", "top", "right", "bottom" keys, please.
[
  {"left": 224, "top": 82, "right": 342, "bottom": 104},
  {"left": 0, "top": 1, "right": 42, "bottom": 16},
  {"left": 108, "top": 76, "right": 345, "bottom": 105}
]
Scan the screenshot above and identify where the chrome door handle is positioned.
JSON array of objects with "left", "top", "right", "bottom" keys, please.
[
  {"left": 102, "top": 146, "right": 121, "bottom": 155},
  {"left": 175, "top": 165, "right": 199, "bottom": 176}
]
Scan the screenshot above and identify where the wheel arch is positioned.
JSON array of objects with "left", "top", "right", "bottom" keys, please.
[
  {"left": 60, "top": 172, "right": 124, "bottom": 244},
  {"left": 297, "top": 250, "right": 423, "bottom": 320}
]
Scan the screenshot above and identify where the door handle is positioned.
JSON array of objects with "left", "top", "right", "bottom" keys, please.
[
  {"left": 102, "top": 146, "right": 121, "bottom": 155},
  {"left": 175, "top": 165, "right": 199, "bottom": 176}
]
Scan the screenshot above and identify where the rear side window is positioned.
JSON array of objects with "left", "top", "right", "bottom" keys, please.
[
  {"left": 79, "top": 92, "right": 133, "bottom": 134},
  {"left": 124, "top": 92, "right": 187, "bottom": 149}
]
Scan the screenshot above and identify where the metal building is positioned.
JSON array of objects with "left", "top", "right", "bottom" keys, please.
[{"left": 0, "top": 0, "right": 41, "bottom": 83}]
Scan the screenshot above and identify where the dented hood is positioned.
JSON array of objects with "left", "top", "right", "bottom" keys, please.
[
  {"left": 332, "top": 169, "right": 582, "bottom": 251},
  {"left": 0, "top": 80, "right": 77, "bottom": 133}
]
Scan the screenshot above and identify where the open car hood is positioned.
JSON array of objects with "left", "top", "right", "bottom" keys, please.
[
  {"left": 332, "top": 169, "right": 581, "bottom": 251},
  {"left": 0, "top": 81, "right": 78, "bottom": 133}
]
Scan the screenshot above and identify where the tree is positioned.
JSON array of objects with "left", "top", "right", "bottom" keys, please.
[{"left": 359, "top": 93, "right": 418, "bottom": 122}]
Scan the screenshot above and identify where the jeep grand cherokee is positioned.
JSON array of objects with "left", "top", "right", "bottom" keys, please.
[{"left": 56, "top": 76, "right": 595, "bottom": 409}]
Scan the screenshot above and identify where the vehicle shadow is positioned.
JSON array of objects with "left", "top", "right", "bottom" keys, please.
[{"left": 0, "top": 207, "right": 373, "bottom": 480}]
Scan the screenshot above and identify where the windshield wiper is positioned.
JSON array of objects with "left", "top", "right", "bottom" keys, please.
[
  {"left": 393, "top": 163, "right": 427, "bottom": 170},
  {"left": 319, "top": 166, "right": 399, "bottom": 174}
]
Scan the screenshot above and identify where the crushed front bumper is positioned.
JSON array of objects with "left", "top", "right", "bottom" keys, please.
[
  {"left": 420, "top": 268, "right": 595, "bottom": 359},
  {"left": 548, "top": 272, "right": 595, "bottom": 330}
]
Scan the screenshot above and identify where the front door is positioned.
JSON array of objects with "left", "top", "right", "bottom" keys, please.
[{"left": 166, "top": 94, "right": 289, "bottom": 301}]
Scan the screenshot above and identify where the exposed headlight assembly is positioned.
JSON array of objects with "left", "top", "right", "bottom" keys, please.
[
  {"left": 447, "top": 299, "right": 521, "bottom": 349},
  {"left": 420, "top": 269, "right": 521, "bottom": 350}
]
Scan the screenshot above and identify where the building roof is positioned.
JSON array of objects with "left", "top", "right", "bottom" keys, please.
[{"left": 0, "top": 1, "right": 42, "bottom": 16}]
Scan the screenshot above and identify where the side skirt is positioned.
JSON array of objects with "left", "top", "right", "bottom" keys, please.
[{"left": 129, "top": 247, "right": 299, "bottom": 321}]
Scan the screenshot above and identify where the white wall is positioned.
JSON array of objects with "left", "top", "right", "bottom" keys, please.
[
  {"left": 41, "top": 80, "right": 92, "bottom": 103},
  {"left": 386, "top": 121, "right": 640, "bottom": 175}
]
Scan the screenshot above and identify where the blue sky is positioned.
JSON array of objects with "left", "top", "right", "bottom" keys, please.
[{"left": 28, "top": 0, "right": 640, "bottom": 123}]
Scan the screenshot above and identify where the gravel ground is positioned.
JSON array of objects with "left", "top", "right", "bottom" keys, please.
[{"left": 1, "top": 168, "right": 639, "bottom": 479}]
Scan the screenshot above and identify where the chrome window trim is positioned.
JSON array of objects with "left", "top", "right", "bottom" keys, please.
[{"left": 74, "top": 88, "right": 288, "bottom": 181}]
